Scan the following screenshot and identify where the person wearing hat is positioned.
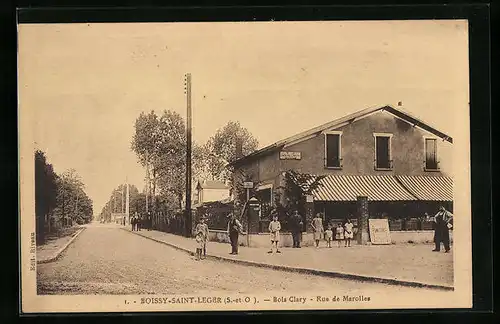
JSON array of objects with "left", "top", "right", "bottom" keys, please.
[
  {"left": 432, "top": 206, "right": 453, "bottom": 253},
  {"left": 195, "top": 215, "right": 210, "bottom": 259},
  {"left": 289, "top": 210, "right": 304, "bottom": 248},
  {"left": 227, "top": 212, "right": 243, "bottom": 255}
]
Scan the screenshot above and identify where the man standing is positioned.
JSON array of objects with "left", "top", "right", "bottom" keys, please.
[
  {"left": 290, "top": 210, "right": 304, "bottom": 248},
  {"left": 227, "top": 212, "right": 243, "bottom": 255},
  {"left": 432, "top": 206, "right": 453, "bottom": 253}
]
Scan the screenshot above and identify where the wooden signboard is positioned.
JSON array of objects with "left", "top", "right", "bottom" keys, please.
[
  {"left": 279, "top": 151, "right": 302, "bottom": 160},
  {"left": 368, "top": 219, "right": 391, "bottom": 245}
]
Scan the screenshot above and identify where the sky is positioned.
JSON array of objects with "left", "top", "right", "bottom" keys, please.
[{"left": 18, "top": 20, "right": 469, "bottom": 215}]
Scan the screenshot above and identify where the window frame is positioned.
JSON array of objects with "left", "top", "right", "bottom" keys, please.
[
  {"left": 256, "top": 184, "right": 273, "bottom": 219},
  {"left": 423, "top": 136, "right": 440, "bottom": 171},
  {"left": 324, "top": 131, "right": 343, "bottom": 169},
  {"left": 373, "top": 132, "right": 393, "bottom": 170}
]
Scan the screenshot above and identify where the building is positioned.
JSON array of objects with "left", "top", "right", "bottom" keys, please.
[
  {"left": 194, "top": 180, "right": 231, "bottom": 207},
  {"left": 228, "top": 104, "right": 453, "bottom": 246}
]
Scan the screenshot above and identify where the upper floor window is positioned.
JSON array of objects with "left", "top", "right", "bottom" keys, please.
[
  {"left": 425, "top": 137, "right": 439, "bottom": 170},
  {"left": 325, "top": 132, "right": 342, "bottom": 168},
  {"left": 374, "top": 133, "right": 393, "bottom": 170}
]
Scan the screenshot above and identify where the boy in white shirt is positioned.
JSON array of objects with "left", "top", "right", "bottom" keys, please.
[{"left": 268, "top": 214, "right": 281, "bottom": 254}]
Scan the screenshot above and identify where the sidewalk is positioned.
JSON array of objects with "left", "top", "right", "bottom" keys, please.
[
  {"left": 122, "top": 226, "right": 454, "bottom": 290},
  {"left": 37, "top": 225, "right": 85, "bottom": 263}
]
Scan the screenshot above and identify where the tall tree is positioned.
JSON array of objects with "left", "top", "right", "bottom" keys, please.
[
  {"left": 204, "top": 121, "right": 258, "bottom": 183},
  {"left": 131, "top": 111, "right": 160, "bottom": 209},
  {"left": 34, "top": 150, "right": 58, "bottom": 243},
  {"left": 55, "top": 169, "right": 93, "bottom": 226},
  {"left": 132, "top": 109, "right": 206, "bottom": 210}
]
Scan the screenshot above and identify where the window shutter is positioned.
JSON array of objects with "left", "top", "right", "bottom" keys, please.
[
  {"left": 425, "top": 139, "right": 437, "bottom": 169},
  {"left": 376, "top": 136, "right": 390, "bottom": 168},
  {"left": 326, "top": 134, "right": 340, "bottom": 167}
]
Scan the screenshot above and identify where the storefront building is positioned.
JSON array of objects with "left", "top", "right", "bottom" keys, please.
[{"left": 228, "top": 104, "right": 453, "bottom": 247}]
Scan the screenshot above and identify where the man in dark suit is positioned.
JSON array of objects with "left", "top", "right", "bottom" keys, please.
[
  {"left": 290, "top": 210, "right": 304, "bottom": 248},
  {"left": 432, "top": 206, "right": 453, "bottom": 252},
  {"left": 227, "top": 213, "right": 243, "bottom": 255}
]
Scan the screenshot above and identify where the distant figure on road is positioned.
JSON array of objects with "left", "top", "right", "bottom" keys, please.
[
  {"left": 432, "top": 206, "right": 453, "bottom": 253},
  {"left": 311, "top": 213, "right": 324, "bottom": 248},
  {"left": 195, "top": 216, "right": 209, "bottom": 259},
  {"left": 290, "top": 210, "right": 304, "bottom": 248},
  {"left": 227, "top": 213, "right": 243, "bottom": 255},
  {"left": 268, "top": 213, "right": 281, "bottom": 254},
  {"left": 147, "top": 212, "right": 152, "bottom": 231}
]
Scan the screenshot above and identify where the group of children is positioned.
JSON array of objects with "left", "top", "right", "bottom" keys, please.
[
  {"left": 193, "top": 214, "right": 355, "bottom": 260},
  {"left": 324, "top": 220, "right": 354, "bottom": 248}
]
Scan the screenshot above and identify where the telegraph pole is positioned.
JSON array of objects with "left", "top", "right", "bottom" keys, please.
[{"left": 184, "top": 73, "right": 192, "bottom": 237}]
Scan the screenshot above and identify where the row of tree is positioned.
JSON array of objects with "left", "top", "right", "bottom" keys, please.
[
  {"left": 99, "top": 109, "right": 323, "bottom": 231},
  {"left": 129, "top": 110, "right": 258, "bottom": 214},
  {"left": 35, "top": 150, "right": 93, "bottom": 244}
]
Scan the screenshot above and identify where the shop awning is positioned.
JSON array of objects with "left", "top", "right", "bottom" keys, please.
[
  {"left": 395, "top": 175, "right": 453, "bottom": 201},
  {"left": 311, "top": 175, "right": 418, "bottom": 202}
]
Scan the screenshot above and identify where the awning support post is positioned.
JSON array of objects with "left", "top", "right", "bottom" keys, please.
[{"left": 356, "top": 196, "right": 370, "bottom": 245}]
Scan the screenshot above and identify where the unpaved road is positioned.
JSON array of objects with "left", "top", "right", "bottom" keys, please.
[{"left": 37, "top": 223, "right": 448, "bottom": 296}]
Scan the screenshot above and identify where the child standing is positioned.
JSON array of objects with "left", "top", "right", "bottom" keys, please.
[
  {"left": 195, "top": 232, "right": 204, "bottom": 261},
  {"left": 268, "top": 214, "right": 282, "bottom": 253},
  {"left": 335, "top": 223, "right": 345, "bottom": 247},
  {"left": 344, "top": 218, "right": 354, "bottom": 247},
  {"left": 195, "top": 216, "right": 209, "bottom": 259},
  {"left": 324, "top": 226, "right": 333, "bottom": 248}
]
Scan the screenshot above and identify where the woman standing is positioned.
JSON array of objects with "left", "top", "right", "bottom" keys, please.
[
  {"left": 344, "top": 218, "right": 354, "bottom": 247},
  {"left": 311, "top": 213, "right": 324, "bottom": 248}
]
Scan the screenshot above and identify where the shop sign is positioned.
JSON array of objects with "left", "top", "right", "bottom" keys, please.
[
  {"left": 279, "top": 151, "right": 302, "bottom": 160},
  {"left": 368, "top": 219, "right": 391, "bottom": 245}
]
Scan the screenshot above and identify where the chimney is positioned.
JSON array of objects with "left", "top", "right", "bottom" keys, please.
[
  {"left": 397, "top": 101, "right": 403, "bottom": 107},
  {"left": 235, "top": 138, "right": 243, "bottom": 159}
]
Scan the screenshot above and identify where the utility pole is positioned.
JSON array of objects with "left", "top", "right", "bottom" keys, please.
[
  {"left": 145, "top": 152, "right": 150, "bottom": 215},
  {"left": 125, "top": 178, "right": 130, "bottom": 225},
  {"left": 121, "top": 186, "right": 125, "bottom": 214},
  {"left": 184, "top": 73, "right": 192, "bottom": 237}
]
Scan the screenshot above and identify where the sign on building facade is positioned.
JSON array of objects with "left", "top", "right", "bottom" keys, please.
[{"left": 279, "top": 151, "right": 302, "bottom": 160}]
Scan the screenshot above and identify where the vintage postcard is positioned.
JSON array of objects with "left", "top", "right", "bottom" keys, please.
[{"left": 19, "top": 20, "right": 472, "bottom": 313}]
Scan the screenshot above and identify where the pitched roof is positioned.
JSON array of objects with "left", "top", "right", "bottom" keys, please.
[
  {"left": 228, "top": 104, "right": 453, "bottom": 167},
  {"left": 196, "top": 180, "right": 229, "bottom": 190}
]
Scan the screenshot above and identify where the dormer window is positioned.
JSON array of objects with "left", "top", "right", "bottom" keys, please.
[
  {"left": 374, "top": 133, "right": 393, "bottom": 170},
  {"left": 325, "top": 131, "right": 343, "bottom": 168}
]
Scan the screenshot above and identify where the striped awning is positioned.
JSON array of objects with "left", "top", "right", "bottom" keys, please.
[
  {"left": 310, "top": 175, "right": 418, "bottom": 202},
  {"left": 395, "top": 175, "right": 453, "bottom": 201}
]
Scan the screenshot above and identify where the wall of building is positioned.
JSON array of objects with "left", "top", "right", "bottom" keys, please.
[
  {"left": 200, "top": 188, "right": 230, "bottom": 204},
  {"left": 281, "top": 110, "right": 452, "bottom": 176}
]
